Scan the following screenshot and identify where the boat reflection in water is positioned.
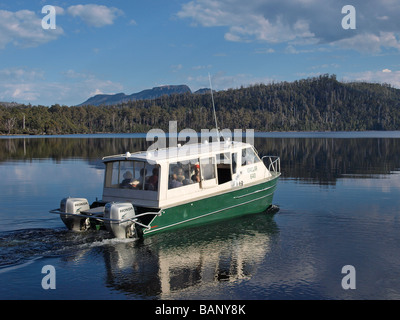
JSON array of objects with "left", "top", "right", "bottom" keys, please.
[{"left": 101, "top": 212, "right": 279, "bottom": 298}]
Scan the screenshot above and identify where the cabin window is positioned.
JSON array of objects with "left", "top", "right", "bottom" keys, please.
[
  {"left": 110, "top": 161, "right": 120, "bottom": 186},
  {"left": 199, "top": 157, "right": 217, "bottom": 189},
  {"left": 168, "top": 158, "right": 199, "bottom": 189},
  {"left": 217, "top": 152, "right": 230, "bottom": 165},
  {"left": 105, "top": 160, "right": 159, "bottom": 191},
  {"left": 241, "top": 147, "right": 261, "bottom": 166},
  {"left": 200, "top": 157, "right": 216, "bottom": 180}
]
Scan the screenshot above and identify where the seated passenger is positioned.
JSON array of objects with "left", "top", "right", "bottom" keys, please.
[
  {"left": 147, "top": 167, "right": 159, "bottom": 190},
  {"left": 132, "top": 168, "right": 147, "bottom": 189},
  {"left": 120, "top": 171, "right": 133, "bottom": 188},
  {"left": 176, "top": 167, "right": 185, "bottom": 182},
  {"left": 191, "top": 167, "right": 201, "bottom": 183},
  {"left": 182, "top": 177, "right": 193, "bottom": 185},
  {"left": 169, "top": 174, "right": 183, "bottom": 189}
]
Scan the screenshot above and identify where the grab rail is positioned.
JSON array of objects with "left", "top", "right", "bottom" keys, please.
[
  {"left": 261, "top": 156, "right": 281, "bottom": 174},
  {"left": 50, "top": 208, "right": 161, "bottom": 229}
]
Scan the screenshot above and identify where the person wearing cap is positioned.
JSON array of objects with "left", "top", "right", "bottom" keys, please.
[{"left": 191, "top": 164, "right": 201, "bottom": 183}]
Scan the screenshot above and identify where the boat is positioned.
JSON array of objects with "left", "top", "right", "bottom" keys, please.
[
  {"left": 50, "top": 139, "right": 280, "bottom": 239},
  {"left": 51, "top": 76, "right": 280, "bottom": 238}
]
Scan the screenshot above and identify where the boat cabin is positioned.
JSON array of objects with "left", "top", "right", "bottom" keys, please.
[{"left": 101, "top": 141, "right": 271, "bottom": 209}]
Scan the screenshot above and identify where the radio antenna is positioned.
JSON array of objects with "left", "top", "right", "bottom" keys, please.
[{"left": 208, "top": 73, "right": 220, "bottom": 141}]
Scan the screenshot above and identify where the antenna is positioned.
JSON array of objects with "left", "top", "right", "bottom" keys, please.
[{"left": 208, "top": 73, "right": 220, "bottom": 141}]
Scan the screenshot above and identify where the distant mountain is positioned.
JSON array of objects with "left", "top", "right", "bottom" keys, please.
[
  {"left": 4, "top": 75, "right": 400, "bottom": 135},
  {"left": 193, "top": 88, "right": 213, "bottom": 94},
  {"left": 78, "top": 85, "right": 192, "bottom": 106},
  {"left": 0, "top": 101, "right": 23, "bottom": 107}
]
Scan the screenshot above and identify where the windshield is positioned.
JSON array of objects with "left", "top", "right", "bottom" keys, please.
[
  {"left": 241, "top": 147, "right": 261, "bottom": 166},
  {"left": 105, "top": 160, "right": 159, "bottom": 191}
]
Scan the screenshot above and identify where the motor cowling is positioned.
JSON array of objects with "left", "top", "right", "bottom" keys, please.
[
  {"left": 104, "top": 202, "right": 137, "bottom": 239},
  {"left": 60, "top": 197, "right": 90, "bottom": 231}
]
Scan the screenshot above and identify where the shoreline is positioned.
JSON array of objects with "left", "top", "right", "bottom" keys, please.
[{"left": 2, "top": 130, "right": 400, "bottom": 139}]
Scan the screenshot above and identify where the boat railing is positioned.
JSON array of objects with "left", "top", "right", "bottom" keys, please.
[
  {"left": 50, "top": 208, "right": 161, "bottom": 230},
  {"left": 261, "top": 156, "right": 281, "bottom": 174}
]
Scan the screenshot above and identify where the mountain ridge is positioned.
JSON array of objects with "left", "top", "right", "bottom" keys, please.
[
  {"left": 78, "top": 84, "right": 194, "bottom": 106},
  {"left": 3, "top": 75, "right": 400, "bottom": 135}
]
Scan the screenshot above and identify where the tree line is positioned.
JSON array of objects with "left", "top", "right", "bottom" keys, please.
[
  {"left": 1, "top": 74, "right": 400, "bottom": 135},
  {"left": 3, "top": 135, "right": 400, "bottom": 186}
]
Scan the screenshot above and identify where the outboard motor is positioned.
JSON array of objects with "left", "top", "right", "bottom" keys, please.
[
  {"left": 104, "top": 202, "right": 137, "bottom": 239},
  {"left": 60, "top": 197, "right": 90, "bottom": 231}
]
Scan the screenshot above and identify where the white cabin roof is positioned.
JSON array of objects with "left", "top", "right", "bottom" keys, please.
[{"left": 102, "top": 140, "right": 253, "bottom": 164}]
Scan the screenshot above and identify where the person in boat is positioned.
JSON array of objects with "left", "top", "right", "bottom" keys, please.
[
  {"left": 169, "top": 173, "right": 183, "bottom": 189},
  {"left": 120, "top": 171, "right": 133, "bottom": 188},
  {"left": 147, "top": 167, "right": 159, "bottom": 190},
  {"left": 132, "top": 168, "right": 147, "bottom": 189},
  {"left": 191, "top": 164, "right": 201, "bottom": 183},
  {"left": 176, "top": 167, "right": 185, "bottom": 182}
]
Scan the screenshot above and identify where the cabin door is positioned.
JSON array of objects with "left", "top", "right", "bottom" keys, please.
[
  {"left": 199, "top": 156, "right": 217, "bottom": 189},
  {"left": 216, "top": 152, "right": 233, "bottom": 185}
]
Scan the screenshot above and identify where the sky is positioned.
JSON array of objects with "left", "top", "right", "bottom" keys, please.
[{"left": 0, "top": 0, "right": 400, "bottom": 106}]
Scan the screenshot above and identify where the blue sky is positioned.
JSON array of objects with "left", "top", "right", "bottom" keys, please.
[{"left": 0, "top": 0, "right": 400, "bottom": 106}]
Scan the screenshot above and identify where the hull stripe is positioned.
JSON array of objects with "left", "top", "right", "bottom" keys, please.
[
  {"left": 233, "top": 184, "right": 275, "bottom": 199},
  {"left": 144, "top": 190, "right": 276, "bottom": 235}
]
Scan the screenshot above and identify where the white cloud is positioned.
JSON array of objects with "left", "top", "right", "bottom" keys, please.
[
  {"left": 192, "top": 64, "right": 212, "bottom": 70},
  {"left": 178, "top": 0, "right": 315, "bottom": 44},
  {"left": 254, "top": 48, "right": 275, "bottom": 54},
  {"left": 11, "top": 84, "right": 41, "bottom": 101},
  {"left": 177, "top": 0, "right": 400, "bottom": 53},
  {"left": 60, "top": 72, "right": 124, "bottom": 104},
  {"left": 0, "top": 67, "right": 45, "bottom": 102},
  {"left": 377, "top": 15, "right": 389, "bottom": 21},
  {"left": 187, "top": 71, "right": 276, "bottom": 92},
  {"left": 67, "top": 4, "right": 123, "bottom": 27},
  {"left": 128, "top": 19, "right": 137, "bottom": 26},
  {"left": 90, "top": 88, "right": 104, "bottom": 96},
  {"left": 284, "top": 45, "right": 314, "bottom": 54},
  {"left": 311, "top": 63, "right": 340, "bottom": 70},
  {"left": 171, "top": 64, "right": 183, "bottom": 72},
  {"left": 0, "top": 4, "right": 124, "bottom": 49},
  {"left": 0, "top": 67, "right": 123, "bottom": 105},
  {"left": 334, "top": 32, "right": 400, "bottom": 54},
  {"left": 0, "top": 67, "right": 44, "bottom": 81},
  {"left": 344, "top": 69, "right": 400, "bottom": 88},
  {"left": 0, "top": 9, "right": 63, "bottom": 49},
  {"left": 54, "top": 6, "right": 65, "bottom": 16}
]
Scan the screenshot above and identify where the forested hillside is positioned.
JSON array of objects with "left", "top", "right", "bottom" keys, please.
[{"left": 1, "top": 74, "right": 400, "bottom": 135}]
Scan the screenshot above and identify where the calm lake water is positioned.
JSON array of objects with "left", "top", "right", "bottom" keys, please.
[{"left": 1, "top": 132, "right": 400, "bottom": 300}]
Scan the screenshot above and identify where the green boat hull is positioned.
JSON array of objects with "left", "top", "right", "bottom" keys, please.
[{"left": 143, "top": 174, "right": 280, "bottom": 236}]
